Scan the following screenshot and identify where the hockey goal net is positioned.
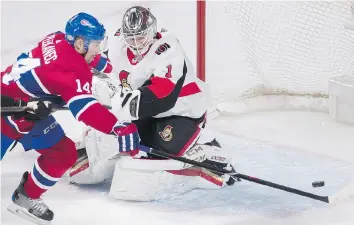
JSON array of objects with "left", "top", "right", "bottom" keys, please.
[
  {"left": 64, "top": 1, "right": 354, "bottom": 117},
  {"left": 196, "top": 1, "right": 354, "bottom": 116},
  {"left": 2, "top": 1, "right": 354, "bottom": 117}
]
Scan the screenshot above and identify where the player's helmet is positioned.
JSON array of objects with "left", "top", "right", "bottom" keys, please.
[
  {"left": 65, "top": 12, "right": 106, "bottom": 52},
  {"left": 121, "top": 6, "right": 157, "bottom": 53}
]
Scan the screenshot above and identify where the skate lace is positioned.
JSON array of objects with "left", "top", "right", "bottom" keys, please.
[{"left": 29, "top": 198, "right": 48, "bottom": 214}]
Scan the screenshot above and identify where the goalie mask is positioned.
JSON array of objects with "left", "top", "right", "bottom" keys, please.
[{"left": 121, "top": 6, "right": 157, "bottom": 55}]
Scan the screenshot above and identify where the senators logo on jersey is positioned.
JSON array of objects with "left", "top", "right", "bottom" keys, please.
[
  {"left": 159, "top": 125, "right": 173, "bottom": 142},
  {"left": 119, "top": 70, "right": 132, "bottom": 91}
]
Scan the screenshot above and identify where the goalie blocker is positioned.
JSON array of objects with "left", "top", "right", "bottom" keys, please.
[{"left": 68, "top": 114, "right": 236, "bottom": 201}]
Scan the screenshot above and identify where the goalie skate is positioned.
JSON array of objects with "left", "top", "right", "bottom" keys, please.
[{"left": 184, "top": 139, "right": 239, "bottom": 186}]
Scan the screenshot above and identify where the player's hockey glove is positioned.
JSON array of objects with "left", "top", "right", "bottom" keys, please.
[
  {"left": 24, "top": 99, "right": 52, "bottom": 121},
  {"left": 112, "top": 121, "right": 140, "bottom": 153},
  {"left": 1, "top": 96, "right": 52, "bottom": 121}
]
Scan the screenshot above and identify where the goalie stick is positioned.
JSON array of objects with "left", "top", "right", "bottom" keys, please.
[{"left": 139, "top": 146, "right": 353, "bottom": 204}]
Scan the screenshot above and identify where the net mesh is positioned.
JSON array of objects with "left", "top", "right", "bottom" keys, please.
[{"left": 206, "top": 1, "right": 354, "bottom": 114}]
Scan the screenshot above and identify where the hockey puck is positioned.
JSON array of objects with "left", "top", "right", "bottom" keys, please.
[{"left": 312, "top": 181, "right": 325, "bottom": 188}]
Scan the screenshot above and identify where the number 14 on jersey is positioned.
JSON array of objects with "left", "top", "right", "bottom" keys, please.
[{"left": 75, "top": 79, "right": 92, "bottom": 93}]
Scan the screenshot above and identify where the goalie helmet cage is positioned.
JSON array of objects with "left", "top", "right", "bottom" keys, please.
[{"left": 196, "top": 1, "right": 354, "bottom": 116}]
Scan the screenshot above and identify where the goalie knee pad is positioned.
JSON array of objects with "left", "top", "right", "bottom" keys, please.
[
  {"left": 68, "top": 127, "right": 118, "bottom": 184},
  {"left": 68, "top": 148, "right": 94, "bottom": 184},
  {"left": 68, "top": 149, "right": 117, "bottom": 185}
]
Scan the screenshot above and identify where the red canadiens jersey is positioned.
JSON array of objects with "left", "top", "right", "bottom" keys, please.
[
  {"left": 102, "top": 30, "right": 209, "bottom": 119},
  {"left": 1, "top": 32, "right": 117, "bottom": 134}
]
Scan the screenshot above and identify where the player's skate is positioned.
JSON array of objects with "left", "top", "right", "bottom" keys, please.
[{"left": 7, "top": 171, "right": 54, "bottom": 225}]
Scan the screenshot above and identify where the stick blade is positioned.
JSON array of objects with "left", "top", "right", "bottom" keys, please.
[{"left": 328, "top": 179, "right": 354, "bottom": 204}]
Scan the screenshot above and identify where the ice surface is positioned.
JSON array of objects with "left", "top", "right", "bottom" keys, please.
[{"left": 1, "top": 110, "right": 354, "bottom": 225}]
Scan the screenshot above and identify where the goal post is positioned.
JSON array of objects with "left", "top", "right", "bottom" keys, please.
[{"left": 197, "top": 0, "right": 206, "bottom": 82}]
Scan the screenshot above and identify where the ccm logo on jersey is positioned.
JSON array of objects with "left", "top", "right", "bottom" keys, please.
[
  {"left": 43, "top": 121, "right": 58, "bottom": 134},
  {"left": 155, "top": 43, "right": 170, "bottom": 55}
]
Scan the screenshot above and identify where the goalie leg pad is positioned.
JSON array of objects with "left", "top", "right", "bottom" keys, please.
[
  {"left": 109, "top": 156, "right": 218, "bottom": 201},
  {"left": 109, "top": 144, "right": 233, "bottom": 201}
]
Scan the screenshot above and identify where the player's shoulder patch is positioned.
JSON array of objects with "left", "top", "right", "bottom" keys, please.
[
  {"left": 155, "top": 43, "right": 171, "bottom": 55},
  {"left": 153, "top": 31, "right": 181, "bottom": 57}
]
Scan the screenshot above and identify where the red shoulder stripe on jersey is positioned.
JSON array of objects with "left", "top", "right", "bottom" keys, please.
[
  {"left": 137, "top": 61, "right": 188, "bottom": 118},
  {"left": 147, "top": 77, "right": 201, "bottom": 99},
  {"left": 179, "top": 82, "right": 201, "bottom": 97},
  {"left": 147, "top": 76, "right": 175, "bottom": 99}
]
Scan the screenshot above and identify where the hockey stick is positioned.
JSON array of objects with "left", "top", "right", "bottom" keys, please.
[
  {"left": 139, "top": 146, "right": 331, "bottom": 203},
  {"left": 0, "top": 105, "right": 70, "bottom": 116},
  {"left": 1, "top": 106, "right": 29, "bottom": 113},
  {"left": 1, "top": 75, "right": 116, "bottom": 116},
  {"left": 1, "top": 103, "right": 112, "bottom": 115}
]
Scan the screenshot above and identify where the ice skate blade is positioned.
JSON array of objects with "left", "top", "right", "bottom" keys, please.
[{"left": 7, "top": 203, "right": 52, "bottom": 225}]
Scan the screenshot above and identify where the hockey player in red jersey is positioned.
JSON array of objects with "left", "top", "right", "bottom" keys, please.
[
  {"left": 1, "top": 12, "right": 139, "bottom": 223},
  {"left": 69, "top": 6, "right": 237, "bottom": 201}
]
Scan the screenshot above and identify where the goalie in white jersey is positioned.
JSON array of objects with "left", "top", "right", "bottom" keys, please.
[{"left": 69, "top": 6, "right": 237, "bottom": 201}]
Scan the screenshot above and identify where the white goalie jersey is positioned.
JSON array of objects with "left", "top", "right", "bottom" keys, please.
[{"left": 96, "top": 29, "right": 210, "bottom": 120}]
